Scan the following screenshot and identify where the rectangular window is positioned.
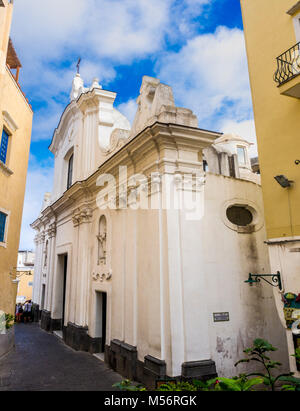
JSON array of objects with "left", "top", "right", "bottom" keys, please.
[
  {"left": 0, "top": 212, "right": 7, "bottom": 243},
  {"left": 67, "top": 154, "right": 73, "bottom": 190},
  {"left": 237, "top": 146, "right": 246, "bottom": 165},
  {"left": 0, "top": 129, "right": 9, "bottom": 164}
]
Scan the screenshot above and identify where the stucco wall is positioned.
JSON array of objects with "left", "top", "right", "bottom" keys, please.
[
  {"left": 0, "top": 327, "right": 14, "bottom": 359},
  {"left": 0, "top": 67, "right": 33, "bottom": 315},
  {"left": 241, "top": 0, "right": 300, "bottom": 239}
]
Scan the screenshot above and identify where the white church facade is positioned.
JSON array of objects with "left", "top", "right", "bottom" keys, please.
[{"left": 31, "top": 74, "right": 289, "bottom": 386}]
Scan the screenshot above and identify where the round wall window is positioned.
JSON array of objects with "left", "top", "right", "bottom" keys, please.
[{"left": 226, "top": 206, "right": 253, "bottom": 226}]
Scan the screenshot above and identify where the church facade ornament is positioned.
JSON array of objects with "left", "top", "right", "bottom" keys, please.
[
  {"left": 72, "top": 207, "right": 93, "bottom": 227},
  {"left": 92, "top": 270, "right": 112, "bottom": 283}
]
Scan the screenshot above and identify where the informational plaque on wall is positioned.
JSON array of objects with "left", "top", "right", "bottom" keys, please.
[{"left": 213, "top": 312, "right": 230, "bottom": 322}]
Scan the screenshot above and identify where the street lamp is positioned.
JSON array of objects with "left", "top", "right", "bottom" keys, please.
[
  {"left": 9, "top": 267, "right": 32, "bottom": 282},
  {"left": 274, "top": 175, "right": 293, "bottom": 188},
  {"left": 245, "top": 271, "right": 282, "bottom": 291}
]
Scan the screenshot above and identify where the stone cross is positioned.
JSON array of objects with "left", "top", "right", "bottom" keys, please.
[{"left": 76, "top": 57, "right": 81, "bottom": 74}]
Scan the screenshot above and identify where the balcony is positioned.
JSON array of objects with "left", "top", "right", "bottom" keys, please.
[{"left": 274, "top": 41, "right": 300, "bottom": 98}]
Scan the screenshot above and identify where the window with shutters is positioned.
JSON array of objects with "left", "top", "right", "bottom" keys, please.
[
  {"left": 0, "top": 212, "right": 7, "bottom": 244},
  {"left": 0, "top": 129, "right": 9, "bottom": 164}
]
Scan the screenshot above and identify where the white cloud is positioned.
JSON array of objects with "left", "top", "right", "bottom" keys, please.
[
  {"left": 31, "top": 100, "right": 65, "bottom": 142},
  {"left": 11, "top": 0, "right": 173, "bottom": 82},
  {"left": 19, "top": 156, "right": 54, "bottom": 250},
  {"left": 117, "top": 99, "right": 138, "bottom": 125},
  {"left": 156, "top": 26, "right": 253, "bottom": 130}
]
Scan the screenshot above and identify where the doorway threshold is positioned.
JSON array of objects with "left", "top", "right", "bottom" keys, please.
[
  {"left": 93, "top": 353, "right": 105, "bottom": 362},
  {"left": 53, "top": 330, "right": 63, "bottom": 340}
]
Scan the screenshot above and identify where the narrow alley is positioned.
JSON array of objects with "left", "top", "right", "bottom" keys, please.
[{"left": 0, "top": 323, "right": 122, "bottom": 391}]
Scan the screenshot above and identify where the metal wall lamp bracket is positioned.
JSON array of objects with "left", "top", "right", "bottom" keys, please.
[{"left": 245, "top": 271, "right": 282, "bottom": 291}]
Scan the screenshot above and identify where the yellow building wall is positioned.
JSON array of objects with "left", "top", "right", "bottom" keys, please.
[
  {"left": 17, "top": 271, "right": 34, "bottom": 302},
  {"left": 0, "top": 2, "right": 33, "bottom": 315},
  {"left": 241, "top": 0, "right": 300, "bottom": 239}
]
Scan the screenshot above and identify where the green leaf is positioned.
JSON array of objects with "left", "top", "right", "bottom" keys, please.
[
  {"left": 215, "top": 378, "right": 242, "bottom": 391},
  {"left": 278, "top": 375, "right": 300, "bottom": 385},
  {"left": 244, "top": 372, "right": 265, "bottom": 378},
  {"left": 243, "top": 377, "right": 264, "bottom": 391},
  {"left": 205, "top": 378, "right": 219, "bottom": 387},
  {"left": 253, "top": 339, "right": 277, "bottom": 352},
  {"left": 281, "top": 385, "right": 296, "bottom": 391},
  {"left": 273, "top": 373, "right": 294, "bottom": 383}
]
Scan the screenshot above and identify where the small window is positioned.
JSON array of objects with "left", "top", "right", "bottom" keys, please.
[
  {"left": 203, "top": 160, "right": 209, "bottom": 172},
  {"left": 237, "top": 146, "right": 246, "bottom": 165},
  {"left": 0, "top": 129, "right": 9, "bottom": 164},
  {"left": 0, "top": 212, "right": 7, "bottom": 243},
  {"left": 67, "top": 154, "right": 74, "bottom": 190},
  {"left": 226, "top": 206, "right": 253, "bottom": 226},
  {"left": 28, "top": 282, "right": 33, "bottom": 287}
]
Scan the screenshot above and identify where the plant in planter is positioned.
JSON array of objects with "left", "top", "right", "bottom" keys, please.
[
  {"left": 212, "top": 375, "right": 264, "bottom": 391},
  {"left": 5, "top": 314, "right": 14, "bottom": 330},
  {"left": 280, "top": 348, "right": 300, "bottom": 391},
  {"left": 235, "top": 338, "right": 296, "bottom": 391},
  {"left": 157, "top": 381, "right": 198, "bottom": 391},
  {"left": 112, "top": 379, "right": 146, "bottom": 391},
  {"left": 292, "top": 347, "right": 300, "bottom": 365},
  {"left": 112, "top": 339, "right": 300, "bottom": 392}
]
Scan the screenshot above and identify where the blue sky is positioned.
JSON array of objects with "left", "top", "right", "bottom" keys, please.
[{"left": 10, "top": 0, "right": 256, "bottom": 250}]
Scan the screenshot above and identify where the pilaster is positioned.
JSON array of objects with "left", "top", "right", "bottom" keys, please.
[
  {"left": 72, "top": 206, "right": 93, "bottom": 326},
  {"left": 45, "top": 222, "right": 57, "bottom": 311}
]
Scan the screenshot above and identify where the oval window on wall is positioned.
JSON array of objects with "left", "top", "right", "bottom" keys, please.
[{"left": 226, "top": 206, "right": 253, "bottom": 226}]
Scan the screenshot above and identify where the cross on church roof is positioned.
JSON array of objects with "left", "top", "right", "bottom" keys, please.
[{"left": 76, "top": 57, "right": 81, "bottom": 74}]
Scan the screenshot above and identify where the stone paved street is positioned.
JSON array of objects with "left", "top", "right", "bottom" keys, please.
[{"left": 0, "top": 323, "right": 122, "bottom": 391}]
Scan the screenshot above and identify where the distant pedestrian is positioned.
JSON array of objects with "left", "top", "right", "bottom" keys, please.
[
  {"left": 23, "top": 300, "right": 33, "bottom": 323},
  {"left": 15, "top": 303, "right": 23, "bottom": 323}
]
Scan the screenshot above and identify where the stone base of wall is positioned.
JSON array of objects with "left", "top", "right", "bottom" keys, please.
[
  {"left": 105, "top": 339, "right": 217, "bottom": 389},
  {"left": 182, "top": 360, "right": 217, "bottom": 380},
  {"left": 0, "top": 327, "right": 15, "bottom": 359},
  {"left": 32, "top": 304, "right": 40, "bottom": 323},
  {"left": 40, "top": 310, "right": 62, "bottom": 333},
  {"left": 63, "top": 322, "right": 102, "bottom": 354},
  {"left": 40, "top": 314, "right": 103, "bottom": 354}
]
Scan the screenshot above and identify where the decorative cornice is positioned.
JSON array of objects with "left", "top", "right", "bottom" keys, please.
[
  {"left": 34, "top": 231, "right": 46, "bottom": 245},
  {"left": 47, "top": 222, "right": 57, "bottom": 238},
  {"left": 72, "top": 206, "right": 93, "bottom": 227}
]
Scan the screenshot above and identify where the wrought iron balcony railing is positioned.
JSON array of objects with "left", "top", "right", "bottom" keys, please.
[{"left": 274, "top": 42, "right": 300, "bottom": 86}]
